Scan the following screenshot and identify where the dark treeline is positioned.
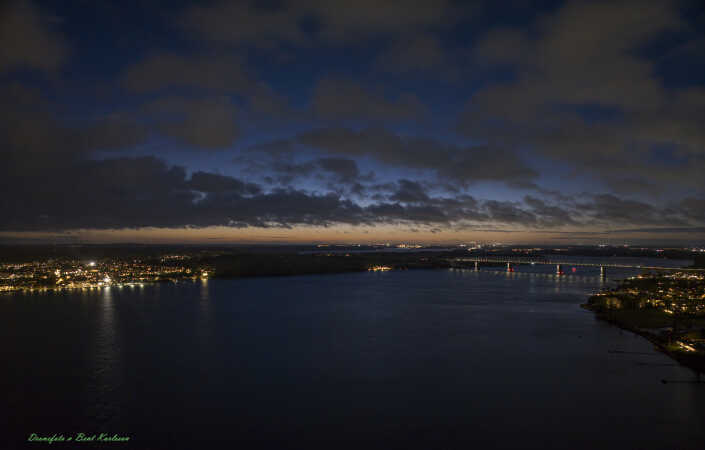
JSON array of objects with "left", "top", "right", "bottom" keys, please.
[
  {"left": 693, "top": 254, "right": 705, "bottom": 268},
  {"left": 209, "top": 253, "right": 452, "bottom": 278}
]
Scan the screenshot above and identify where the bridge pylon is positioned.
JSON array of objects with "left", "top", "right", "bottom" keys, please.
[
  {"left": 556, "top": 264, "right": 563, "bottom": 275},
  {"left": 474, "top": 261, "right": 479, "bottom": 271},
  {"left": 600, "top": 266, "right": 606, "bottom": 278}
]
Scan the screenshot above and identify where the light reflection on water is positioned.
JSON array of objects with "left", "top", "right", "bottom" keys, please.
[
  {"left": 85, "top": 286, "right": 123, "bottom": 428},
  {"left": 196, "top": 279, "right": 212, "bottom": 345}
]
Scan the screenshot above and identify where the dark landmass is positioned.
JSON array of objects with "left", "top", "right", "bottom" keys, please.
[
  {"left": 208, "top": 252, "right": 451, "bottom": 278},
  {"left": 0, "top": 243, "right": 701, "bottom": 263},
  {"left": 583, "top": 274, "right": 705, "bottom": 375}
]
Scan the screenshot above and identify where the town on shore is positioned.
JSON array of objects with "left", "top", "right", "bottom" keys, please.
[{"left": 584, "top": 271, "right": 705, "bottom": 375}]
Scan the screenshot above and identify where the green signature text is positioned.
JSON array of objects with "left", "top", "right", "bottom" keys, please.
[{"left": 27, "top": 433, "right": 130, "bottom": 444}]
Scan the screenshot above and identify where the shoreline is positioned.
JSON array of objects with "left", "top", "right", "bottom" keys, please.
[
  {"left": 581, "top": 303, "right": 705, "bottom": 377},
  {"left": 1, "top": 266, "right": 447, "bottom": 294}
]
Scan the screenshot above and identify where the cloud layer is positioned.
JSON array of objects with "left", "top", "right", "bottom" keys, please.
[{"left": 0, "top": 0, "right": 703, "bottom": 242}]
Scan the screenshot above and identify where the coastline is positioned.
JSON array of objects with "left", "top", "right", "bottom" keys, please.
[
  {"left": 1, "top": 265, "right": 449, "bottom": 294},
  {"left": 581, "top": 303, "right": 705, "bottom": 377}
]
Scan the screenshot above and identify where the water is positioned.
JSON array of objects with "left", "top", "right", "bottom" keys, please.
[{"left": 2, "top": 258, "right": 703, "bottom": 449}]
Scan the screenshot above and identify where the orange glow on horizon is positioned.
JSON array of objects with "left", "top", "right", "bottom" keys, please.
[{"left": 0, "top": 224, "right": 700, "bottom": 245}]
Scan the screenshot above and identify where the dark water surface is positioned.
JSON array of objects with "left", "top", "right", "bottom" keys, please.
[{"left": 2, "top": 261, "right": 704, "bottom": 449}]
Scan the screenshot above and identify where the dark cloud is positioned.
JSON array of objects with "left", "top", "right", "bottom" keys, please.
[
  {"left": 269, "top": 161, "right": 316, "bottom": 185},
  {"left": 247, "top": 139, "right": 298, "bottom": 156},
  {"left": 607, "top": 227, "right": 705, "bottom": 234},
  {"left": 580, "top": 194, "right": 679, "bottom": 226},
  {"left": 523, "top": 195, "right": 577, "bottom": 227},
  {"left": 296, "top": 127, "right": 538, "bottom": 186},
  {"left": 1, "top": 86, "right": 240, "bottom": 155},
  {"left": 483, "top": 200, "right": 537, "bottom": 225},
  {"left": 178, "top": 0, "right": 459, "bottom": 45},
  {"left": 307, "top": 0, "right": 456, "bottom": 40},
  {"left": 316, "top": 157, "right": 361, "bottom": 183},
  {"left": 0, "top": 0, "right": 68, "bottom": 73},
  {"left": 460, "top": 0, "right": 705, "bottom": 195},
  {"left": 188, "top": 172, "right": 261, "bottom": 195},
  {"left": 250, "top": 128, "right": 536, "bottom": 188},
  {"left": 1, "top": 141, "right": 702, "bottom": 232},
  {"left": 312, "top": 79, "right": 425, "bottom": 122},
  {"left": 389, "top": 180, "right": 431, "bottom": 203},
  {"left": 375, "top": 34, "right": 457, "bottom": 79},
  {"left": 122, "top": 53, "right": 290, "bottom": 116},
  {"left": 147, "top": 97, "right": 240, "bottom": 149},
  {"left": 267, "top": 157, "right": 366, "bottom": 186},
  {"left": 680, "top": 198, "right": 705, "bottom": 222},
  {"left": 178, "top": 1, "right": 307, "bottom": 46},
  {"left": 78, "top": 114, "right": 150, "bottom": 153},
  {"left": 0, "top": 84, "right": 86, "bottom": 176},
  {"left": 365, "top": 202, "right": 451, "bottom": 225},
  {"left": 1, "top": 154, "right": 365, "bottom": 230},
  {"left": 122, "top": 53, "right": 252, "bottom": 93}
]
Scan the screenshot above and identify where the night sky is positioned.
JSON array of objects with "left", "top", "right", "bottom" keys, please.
[{"left": 1, "top": 0, "right": 704, "bottom": 244}]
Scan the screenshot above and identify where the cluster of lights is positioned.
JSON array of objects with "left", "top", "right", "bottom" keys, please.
[
  {"left": 591, "top": 273, "right": 705, "bottom": 355},
  {"left": 677, "top": 341, "right": 696, "bottom": 352},
  {"left": 0, "top": 257, "right": 213, "bottom": 294}
]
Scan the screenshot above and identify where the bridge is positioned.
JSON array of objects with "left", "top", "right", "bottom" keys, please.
[{"left": 452, "top": 257, "right": 705, "bottom": 277}]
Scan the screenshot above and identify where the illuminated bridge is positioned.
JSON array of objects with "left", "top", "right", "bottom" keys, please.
[{"left": 452, "top": 257, "right": 705, "bottom": 277}]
